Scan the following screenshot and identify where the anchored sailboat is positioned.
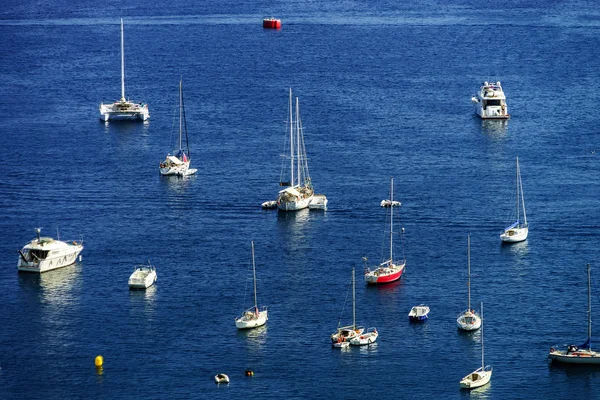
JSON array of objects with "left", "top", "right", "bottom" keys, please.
[
  {"left": 235, "top": 241, "right": 268, "bottom": 329},
  {"left": 548, "top": 264, "right": 600, "bottom": 364},
  {"left": 331, "top": 268, "right": 364, "bottom": 347},
  {"left": 457, "top": 235, "right": 481, "bottom": 331},
  {"left": 99, "top": 18, "right": 149, "bottom": 122},
  {"left": 277, "top": 89, "right": 315, "bottom": 211},
  {"left": 460, "top": 302, "right": 492, "bottom": 389},
  {"left": 500, "top": 157, "right": 528, "bottom": 242},
  {"left": 364, "top": 178, "right": 406, "bottom": 284},
  {"left": 159, "top": 80, "right": 197, "bottom": 176}
]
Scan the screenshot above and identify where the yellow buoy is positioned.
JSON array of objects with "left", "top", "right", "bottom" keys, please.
[{"left": 95, "top": 355, "right": 104, "bottom": 367}]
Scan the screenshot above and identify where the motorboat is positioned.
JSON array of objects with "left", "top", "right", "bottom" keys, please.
[
  {"left": 471, "top": 81, "right": 509, "bottom": 120},
  {"left": 500, "top": 157, "right": 528, "bottom": 243},
  {"left": 457, "top": 235, "right": 481, "bottom": 331},
  {"left": 331, "top": 268, "right": 364, "bottom": 346},
  {"left": 159, "top": 80, "right": 197, "bottom": 176},
  {"left": 349, "top": 327, "right": 378, "bottom": 346},
  {"left": 235, "top": 242, "right": 268, "bottom": 329},
  {"left": 214, "top": 373, "right": 229, "bottom": 384},
  {"left": 128, "top": 262, "right": 157, "bottom": 289},
  {"left": 460, "top": 303, "right": 492, "bottom": 389},
  {"left": 99, "top": 19, "right": 149, "bottom": 122},
  {"left": 18, "top": 228, "right": 83, "bottom": 273},
  {"left": 276, "top": 89, "right": 316, "bottom": 211},
  {"left": 408, "top": 305, "right": 430, "bottom": 321},
  {"left": 365, "top": 178, "right": 406, "bottom": 284},
  {"left": 548, "top": 264, "right": 600, "bottom": 365}
]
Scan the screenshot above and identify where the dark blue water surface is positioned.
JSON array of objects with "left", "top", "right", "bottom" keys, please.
[{"left": 1, "top": 1, "right": 600, "bottom": 399}]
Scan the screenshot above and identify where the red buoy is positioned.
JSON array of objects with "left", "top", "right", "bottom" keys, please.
[{"left": 263, "top": 18, "right": 281, "bottom": 29}]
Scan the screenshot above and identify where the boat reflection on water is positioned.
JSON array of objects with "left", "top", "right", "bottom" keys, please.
[
  {"left": 129, "top": 283, "right": 158, "bottom": 302},
  {"left": 19, "top": 263, "right": 82, "bottom": 305},
  {"left": 500, "top": 239, "right": 529, "bottom": 269},
  {"left": 237, "top": 324, "right": 268, "bottom": 355},
  {"left": 357, "top": 341, "right": 378, "bottom": 355},
  {"left": 479, "top": 119, "right": 508, "bottom": 140},
  {"left": 459, "top": 381, "right": 492, "bottom": 398}
]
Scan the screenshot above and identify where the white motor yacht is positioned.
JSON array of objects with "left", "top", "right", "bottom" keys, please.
[
  {"left": 471, "top": 81, "right": 509, "bottom": 120},
  {"left": 99, "top": 18, "right": 149, "bottom": 122},
  {"left": 128, "top": 262, "right": 157, "bottom": 289},
  {"left": 18, "top": 228, "right": 83, "bottom": 273}
]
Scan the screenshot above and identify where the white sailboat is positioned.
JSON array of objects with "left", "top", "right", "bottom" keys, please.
[
  {"left": 159, "top": 80, "right": 197, "bottom": 176},
  {"left": 277, "top": 88, "right": 315, "bottom": 211},
  {"left": 364, "top": 178, "right": 406, "bottom": 284},
  {"left": 460, "top": 302, "right": 493, "bottom": 389},
  {"left": 99, "top": 18, "right": 149, "bottom": 122},
  {"left": 235, "top": 241, "right": 268, "bottom": 330},
  {"left": 331, "top": 268, "right": 364, "bottom": 347},
  {"left": 500, "top": 157, "right": 528, "bottom": 242},
  {"left": 548, "top": 264, "right": 600, "bottom": 364},
  {"left": 457, "top": 235, "right": 481, "bottom": 331}
]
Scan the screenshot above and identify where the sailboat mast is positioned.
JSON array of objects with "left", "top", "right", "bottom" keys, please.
[
  {"left": 252, "top": 241, "right": 257, "bottom": 309},
  {"left": 352, "top": 267, "right": 356, "bottom": 329},
  {"left": 518, "top": 157, "right": 527, "bottom": 225},
  {"left": 481, "top": 302, "right": 485, "bottom": 369},
  {"left": 289, "top": 88, "right": 294, "bottom": 186},
  {"left": 468, "top": 235, "right": 471, "bottom": 311},
  {"left": 515, "top": 157, "right": 520, "bottom": 225},
  {"left": 179, "top": 80, "right": 183, "bottom": 152},
  {"left": 390, "top": 178, "right": 394, "bottom": 263},
  {"left": 296, "top": 97, "right": 301, "bottom": 187},
  {"left": 588, "top": 263, "right": 592, "bottom": 350},
  {"left": 120, "top": 18, "right": 125, "bottom": 101}
]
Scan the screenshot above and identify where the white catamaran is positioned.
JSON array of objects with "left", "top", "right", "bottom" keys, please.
[
  {"left": 99, "top": 18, "right": 149, "bottom": 122},
  {"left": 500, "top": 157, "right": 528, "bottom": 243},
  {"left": 277, "top": 89, "right": 314, "bottom": 211},
  {"left": 159, "top": 80, "right": 197, "bottom": 176},
  {"left": 548, "top": 264, "right": 600, "bottom": 364}
]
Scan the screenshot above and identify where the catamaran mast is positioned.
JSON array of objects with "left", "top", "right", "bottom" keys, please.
[
  {"left": 179, "top": 80, "right": 183, "bottom": 152},
  {"left": 468, "top": 235, "right": 471, "bottom": 311},
  {"left": 481, "top": 302, "right": 485, "bottom": 368},
  {"left": 390, "top": 178, "right": 394, "bottom": 263},
  {"left": 252, "top": 241, "right": 257, "bottom": 310},
  {"left": 352, "top": 267, "right": 356, "bottom": 329},
  {"left": 296, "top": 98, "right": 301, "bottom": 187},
  {"left": 518, "top": 157, "right": 527, "bottom": 226},
  {"left": 289, "top": 88, "right": 294, "bottom": 187},
  {"left": 588, "top": 263, "right": 592, "bottom": 350},
  {"left": 120, "top": 18, "right": 125, "bottom": 101}
]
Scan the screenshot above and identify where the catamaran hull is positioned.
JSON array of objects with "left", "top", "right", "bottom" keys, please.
[
  {"left": 500, "top": 227, "right": 528, "bottom": 242},
  {"left": 18, "top": 246, "right": 83, "bottom": 273},
  {"left": 364, "top": 265, "right": 404, "bottom": 284},
  {"left": 160, "top": 164, "right": 190, "bottom": 176},
  {"left": 101, "top": 112, "right": 149, "bottom": 122},
  {"left": 277, "top": 196, "right": 313, "bottom": 211}
]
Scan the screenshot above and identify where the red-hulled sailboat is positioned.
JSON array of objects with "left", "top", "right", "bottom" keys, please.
[{"left": 364, "top": 178, "right": 406, "bottom": 284}]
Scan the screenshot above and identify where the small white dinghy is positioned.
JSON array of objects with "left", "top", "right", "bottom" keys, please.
[
  {"left": 214, "top": 373, "right": 229, "bottom": 384},
  {"left": 309, "top": 194, "right": 328, "bottom": 210},
  {"left": 460, "top": 302, "right": 492, "bottom": 389},
  {"left": 408, "top": 305, "right": 430, "bottom": 321},
  {"left": 350, "top": 327, "right": 378, "bottom": 346},
  {"left": 261, "top": 200, "right": 277, "bottom": 209},
  {"left": 333, "top": 341, "right": 350, "bottom": 349},
  {"left": 128, "top": 262, "right": 157, "bottom": 289}
]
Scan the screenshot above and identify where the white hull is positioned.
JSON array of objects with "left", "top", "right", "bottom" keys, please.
[
  {"left": 500, "top": 226, "right": 528, "bottom": 242},
  {"left": 277, "top": 194, "right": 313, "bottom": 211},
  {"left": 471, "top": 81, "right": 509, "bottom": 120},
  {"left": 18, "top": 246, "right": 83, "bottom": 273},
  {"left": 128, "top": 269, "right": 157, "bottom": 289},
  {"left": 235, "top": 310, "right": 268, "bottom": 329},
  {"left": 457, "top": 310, "right": 481, "bottom": 331},
  {"left": 331, "top": 326, "right": 364, "bottom": 345},
  {"left": 160, "top": 162, "right": 191, "bottom": 176},
  {"left": 474, "top": 104, "right": 510, "bottom": 120},
  {"left": 549, "top": 351, "right": 600, "bottom": 364},
  {"left": 349, "top": 328, "right": 378, "bottom": 346},
  {"left": 460, "top": 367, "right": 492, "bottom": 389},
  {"left": 99, "top": 102, "right": 149, "bottom": 122}
]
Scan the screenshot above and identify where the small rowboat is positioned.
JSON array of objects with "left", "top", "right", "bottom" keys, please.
[{"left": 214, "top": 373, "right": 229, "bottom": 384}]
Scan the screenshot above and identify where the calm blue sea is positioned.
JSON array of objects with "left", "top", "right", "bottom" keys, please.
[{"left": 1, "top": 1, "right": 600, "bottom": 399}]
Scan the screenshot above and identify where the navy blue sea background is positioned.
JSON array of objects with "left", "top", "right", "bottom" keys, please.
[{"left": 1, "top": 1, "right": 600, "bottom": 398}]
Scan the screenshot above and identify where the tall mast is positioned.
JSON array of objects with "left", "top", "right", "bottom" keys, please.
[
  {"left": 179, "top": 80, "right": 183, "bottom": 152},
  {"left": 390, "top": 178, "right": 394, "bottom": 263},
  {"left": 352, "top": 267, "right": 356, "bottom": 329},
  {"left": 289, "top": 88, "right": 294, "bottom": 187},
  {"left": 252, "top": 241, "right": 257, "bottom": 309},
  {"left": 518, "top": 157, "right": 527, "bottom": 225},
  {"left": 515, "top": 157, "right": 520, "bottom": 224},
  {"left": 468, "top": 235, "right": 471, "bottom": 311},
  {"left": 296, "top": 97, "right": 301, "bottom": 187},
  {"left": 120, "top": 18, "right": 125, "bottom": 101},
  {"left": 481, "top": 302, "right": 485, "bottom": 369},
  {"left": 588, "top": 263, "right": 592, "bottom": 350}
]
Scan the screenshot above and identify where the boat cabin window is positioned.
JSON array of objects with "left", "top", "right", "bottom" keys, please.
[
  {"left": 29, "top": 249, "right": 49, "bottom": 260},
  {"left": 483, "top": 99, "right": 501, "bottom": 108}
]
